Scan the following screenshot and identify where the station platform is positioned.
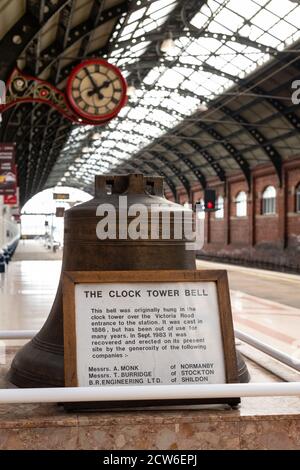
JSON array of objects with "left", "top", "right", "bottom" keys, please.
[{"left": 0, "top": 241, "right": 299, "bottom": 449}]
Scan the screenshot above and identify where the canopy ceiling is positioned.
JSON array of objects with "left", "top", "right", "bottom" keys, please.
[{"left": 1, "top": 0, "right": 300, "bottom": 203}]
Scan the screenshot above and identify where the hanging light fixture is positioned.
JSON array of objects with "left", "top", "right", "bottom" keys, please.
[
  {"left": 92, "top": 132, "right": 101, "bottom": 140},
  {"left": 127, "top": 81, "right": 137, "bottom": 97},
  {"left": 160, "top": 32, "right": 176, "bottom": 53},
  {"left": 198, "top": 102, "right": 208, "bottom": 112}
]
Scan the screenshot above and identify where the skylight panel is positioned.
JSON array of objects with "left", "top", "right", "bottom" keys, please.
[
  {"left": 214, "top": 8, "right": 245, "bottom": 32},
  {"left": 251, "top": 9, "right": 279, "bottom": 30},
  {"left": 157, "top": 68, "right": 185, "bottom": 88},
  {"left": 121, "top": 21, "right": 139, "bottom": 37},
  {"left": 226, "top": 0, "right": 260, "bottom": 19},
  {"left": 285, "top": 9, "right": 300, "bottom": 28},
  {"left": 206, "top": 54, "right": 229, "bottom": 70},
  {"left": 150, "top": 4, "right": 176, "bottom": 21},
  {"left": 206, "top": 20, "right": 233, "bottom": 35},
  {"left": 147, "top": 0, "right": 177, "bottom": 16},
  {"left": 144, "top": 67, "right": 163, "bottom": 85},
  {"left": 242, "top": 24, "right": 264, "bottom": 41},
  {"left": 266, "top": 0, "right": 295, "bottom": 17},
  {"left": 258, "top": 33, "right": 281, "bottom": 48},
  {"left": 269, "top": 20, "right": 297, "bottom": 41},
  {"left": 148, "top": 109, "right": 175, "bottom": 126},
  {"left": 127, "top": 7, "right": 147, "bottom": 24},
  {"left": 231, "top": 54, "right": 254, "bottom": 70}
]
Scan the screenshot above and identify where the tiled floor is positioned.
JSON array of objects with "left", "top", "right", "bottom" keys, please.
[{"left": 198, "top": 260, "right": 300, "bottom": 359}]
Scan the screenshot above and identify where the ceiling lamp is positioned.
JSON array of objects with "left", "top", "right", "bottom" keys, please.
[
  {"left": 92, "top": 132, "right": 101, "bottom": 140},
  {"left": 160, "top": 32, "right": 176, "bottom": 54},
  {"left": 198, "top": 102, "right": 208, "bottom": 112},
  {"left": 127, "top": 83, "right": 137, "bottom": 97}
]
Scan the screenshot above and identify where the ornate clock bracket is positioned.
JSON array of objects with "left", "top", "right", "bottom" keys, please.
[{"left": 0, "top": 67, "right": 124, "bottom": 125}]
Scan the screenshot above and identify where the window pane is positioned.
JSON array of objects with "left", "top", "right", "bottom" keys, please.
[
  {"left": 236, "top": 192, "right": 247, "bottom": 217},
  {"left": 296, "top": 187, "right": 300, "bottom": 213}
]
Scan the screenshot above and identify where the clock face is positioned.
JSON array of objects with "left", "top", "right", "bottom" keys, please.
[{"left": 67, "top": 59, "right": 127, "bottom": 122}]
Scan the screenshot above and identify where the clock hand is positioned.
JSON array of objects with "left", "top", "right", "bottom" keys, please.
[
  {"left": 97, "top": 80, "right": 110, "bottom": 91},
  {"left": 84, "top": 68, "right": 98, "bottom": 89},
  {"left": 84, "top": 68, "right": 104, "bottom": 99},
  {"left": 87, "top": 81, "right": 110, "bottom": 98}
]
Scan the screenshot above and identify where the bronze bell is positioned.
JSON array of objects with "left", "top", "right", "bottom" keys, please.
[{"left": 8, "top": 173, "right": 249, "bottom": 387}]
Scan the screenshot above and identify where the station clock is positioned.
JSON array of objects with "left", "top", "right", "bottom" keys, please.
[{"left": 66, "top": 59, "right": 127, "bottom": 122}]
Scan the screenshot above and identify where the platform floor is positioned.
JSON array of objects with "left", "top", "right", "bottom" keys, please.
[
  {"left": 0, "top": 241, "right": 299, "bottom": 359},
  {"left": 0, "top": 241, "right": 300, "bottom": 449}
]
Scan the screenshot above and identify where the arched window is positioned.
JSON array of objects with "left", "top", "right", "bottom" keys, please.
[
  {"left": 296, "top": 184, "right": 300, "bottom": 213},
  {"left": 215, "top": 195, "right": 224, "bottom": 219},
  {"left": 262, "top": 186, "right": 276, "bottom": 215},
  {"left": 235, "top": 191, "right": 247, "bottom": 217},
  {"left": 196, "top": 199, "right": 205, "bottom": 219}
]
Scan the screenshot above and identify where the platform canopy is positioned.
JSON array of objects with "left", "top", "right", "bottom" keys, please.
[{"left": 1, "top": 0, "right": 300, "bottom": 203}]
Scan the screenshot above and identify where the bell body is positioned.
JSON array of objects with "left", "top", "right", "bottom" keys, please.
[{"left": 8, "top": 173, "right": 249, "bottom": 387}]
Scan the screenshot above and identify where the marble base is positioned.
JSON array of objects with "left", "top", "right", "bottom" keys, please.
[{"left": 1, "top": 348, "right": 300, "bottom": 450}]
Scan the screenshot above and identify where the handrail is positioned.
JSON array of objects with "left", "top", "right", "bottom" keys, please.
[
  {"left": 0, "top": 383, "right": 299, "bottom": 404},
  {"left": 0, "top": 330, "right": 37, "bottom": 339},
  {"left": 235, "top": 329, "right": 300, "bottom": 372}
]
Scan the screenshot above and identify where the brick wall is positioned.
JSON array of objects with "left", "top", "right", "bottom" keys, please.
[{"left": 164, "top": 158, "right": 300, "bottom": 272}]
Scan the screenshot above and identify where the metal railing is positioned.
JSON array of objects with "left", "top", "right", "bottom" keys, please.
[
  {"left": 0, "top": 329, "right": 299, "bottom": 404},
  {"left": 0, "top": 382, "right": 299, "bottom": 404},
  {"left": 235, "top": 329, "right": 300, "bottom": 372}
]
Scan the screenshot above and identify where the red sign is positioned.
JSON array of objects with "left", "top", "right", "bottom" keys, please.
[
  {"left": 0, "top": 143, "right": 17, "bottom": 195},
  {"left": 4, "top": 194, "right": 17, "bottom": 205}
]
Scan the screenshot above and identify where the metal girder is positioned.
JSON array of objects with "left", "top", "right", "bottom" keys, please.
[
  {"left": 189, "top": 32, "right": 277, "bottom": 56},
  {"left": 110, "top": 30, "right": 277, "bottom": 58},
  {"left": 219, "top": 104, "right": 283, "bottom": 185},
  {"left": 180, "top": 137, "right": 226, "bottom": 182},
  {"left": 0, "top": 0, "right": 71, "bottom": 80},
  {"left": 50, "top": 0, "right": 77, "bottom": 83},
  {"left": 57, "top": 7, "right": 128, "bottom": 85},
  {"left": 151, "top": 150, "right": 191, "bottom": 196},
  {"left": 101, "top": 146, "right": 189, "bottom": 197},
  {"left": 78, "top": 0, "right": 106, "bottom": 58},
  {"left": 25, "top": 1, "right": 46, "bottom": 75},
  {"left": 160, "top": 141, "right": 206, "bottom": 189},
  {"left": 91, "top": 135, "right": 198, "bottom": 194},
  {"left": 195, "top": 121, "right": 251, "bottom": 189},
  {"left": 253, "top": 86, "right": 300, "bottom": 133},
  {"left": 126, "top": 60, "right": 238, "bottom": 84},
  {"left": 16, "top": 109, "right": 63, "bottom": 162},
  {"left": 31, "top": 110, "right": 59, "bottom": 191},
  {"left": 35, "top": 117, "right": 71, "bottom": 195},
  {"left": 38, "top": 2, "right": 128, "bottom": 76}
]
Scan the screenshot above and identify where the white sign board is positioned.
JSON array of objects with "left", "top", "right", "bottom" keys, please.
[{"left": 74, "top": 281, "right": 226, "bottom": 387}]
